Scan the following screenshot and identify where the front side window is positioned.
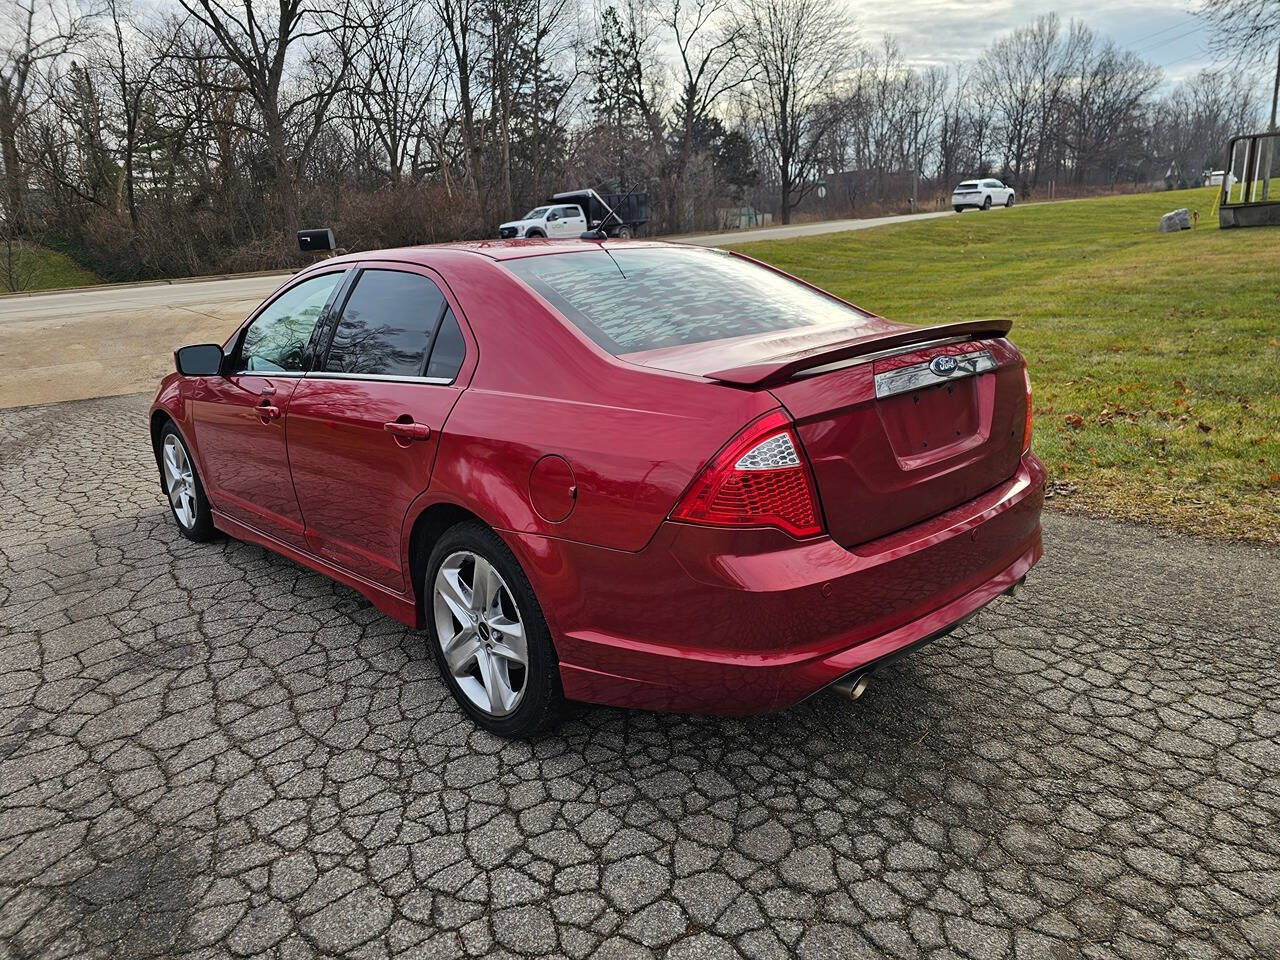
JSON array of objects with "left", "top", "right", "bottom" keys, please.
[
  {"left": 238, "top": 272, "right": 343, "bottom": 373},
  {"left": 325, "top": 269, "right": 448, "bottom": 377},
  {"left": 503, "top": 247, "right": 874, "bottom": 355}
]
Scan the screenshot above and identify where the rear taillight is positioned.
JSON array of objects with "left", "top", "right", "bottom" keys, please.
[
  {"left": 670, "top": 409, "right": 823, "bottom": 538},
  {"left": 1022, "top": 364, "right": 1033, "bottom": 454}
]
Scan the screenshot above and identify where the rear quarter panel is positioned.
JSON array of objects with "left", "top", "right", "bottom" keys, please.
[{"left": 424, "top": 253, "right": 778, "bottom": 552}]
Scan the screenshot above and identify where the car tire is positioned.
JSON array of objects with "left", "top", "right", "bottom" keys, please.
[
  {"left": 982, "top": 195, "right": 992, "bottom": 210},
  {"left": 953, "top": 205, "right": 963, "bottom": 213},
  {"left": 525, "top": 229, "right": 544, "bottom": 239},
  {"left": 159, "top": 421, "right": 215, "bottom": 542},
  {"left": 615, "top": 225, "right": 633, "bottom": 239},
  {"left": 1005, "top": 195, "right": 1014, "bottom": 207},
  {"left": 425, "top": 521, "right": 564, "bottom": 737}
]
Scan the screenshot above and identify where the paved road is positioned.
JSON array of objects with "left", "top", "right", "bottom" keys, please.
[
  {"left": 0, "top": 209, "right": 966, "bottom": 410},
  {"left": 1, "top": 393, "right": 1277, "bottom": 960}
]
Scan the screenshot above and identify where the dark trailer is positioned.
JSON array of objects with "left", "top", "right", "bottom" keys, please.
[{"left": 551, "top": 189, "right": 649, "bottom": 238}]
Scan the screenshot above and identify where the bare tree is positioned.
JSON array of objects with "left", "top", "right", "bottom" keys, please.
[
  {"left": 1, "top": 0, "right": 92, "bottom": 234},
  {"left": 733, "top": 0, "right": 854, "bottom": 223},
  {"left": 664, "top": 0, "right": 747, "bottom": 230},
  {"left": 175, "top": 0, "right": 364, "bottom": 231},
  {"left": 1198, "top": 0, "right": 1280, "bottom": 96},
  {"left": 99, "top": 0, "right": 180, "bottom": 226},
  {"left": 345, "top": 1, "right": 444, "bottom": 186},
  {"left": 431, "top": 0, "right": 483, "bottom": 204}
]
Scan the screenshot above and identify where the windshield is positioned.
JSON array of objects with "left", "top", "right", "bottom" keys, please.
[
  {"left": 502, "top": 247, "right": 873, "bottom": 354},
  {"left": 522, "top": 206, "right": 551, "bottom": 220}
]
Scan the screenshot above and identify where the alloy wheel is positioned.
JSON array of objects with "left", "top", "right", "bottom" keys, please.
[
  {"left": 162, "top": 434, "right": 197, "bottom": 529},
  {"left": 433, "top": 551, "right": 529, "bottom": 716}
]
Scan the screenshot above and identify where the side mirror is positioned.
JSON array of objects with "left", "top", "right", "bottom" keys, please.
[{"left": 175, "top": 343, "right": 224, "bottom": 376}]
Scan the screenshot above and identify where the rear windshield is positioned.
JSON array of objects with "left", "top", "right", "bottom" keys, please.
[
  {"left": 502, "top": 247, "right": 872, "bottom": 354},
  {"left": 956, "top": 181, "right": 978, "bottom": 189}
]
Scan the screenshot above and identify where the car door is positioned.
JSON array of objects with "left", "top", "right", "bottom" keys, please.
[
  {"left": 561, "top": 205, "right": 587, "bottom": 235},
  {"left": 188, "top": 269, "right": 346, "bottom": 549},
  {"left": 285, "top": 263, "right": 475, "bottom": 591}
]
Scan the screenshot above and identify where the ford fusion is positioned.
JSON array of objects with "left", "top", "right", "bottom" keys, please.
[{"left": 150, "top": 240, "right": 1044, "bottom": 736}]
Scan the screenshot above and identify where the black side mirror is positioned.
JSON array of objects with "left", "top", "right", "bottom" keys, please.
[{"left": 175, "top": 343, "right": 224, "bottom": 376}]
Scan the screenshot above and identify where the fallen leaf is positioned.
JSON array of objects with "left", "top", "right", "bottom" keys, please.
[{"left": 1196, "top": 421, "right": 1212, "bottom": 433}]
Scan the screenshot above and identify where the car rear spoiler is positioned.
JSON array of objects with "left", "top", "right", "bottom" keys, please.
[{"left": 704, "top": 319, "right": 1014, "bottom": 387}]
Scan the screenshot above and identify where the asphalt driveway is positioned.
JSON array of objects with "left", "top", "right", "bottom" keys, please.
[{"left": 1, "top": 394, "right": 1277, "bottom": 959}]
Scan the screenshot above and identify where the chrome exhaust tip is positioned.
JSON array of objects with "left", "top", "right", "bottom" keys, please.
[{"left": 831, "top": 673, "right": 870, "bottom": 701}]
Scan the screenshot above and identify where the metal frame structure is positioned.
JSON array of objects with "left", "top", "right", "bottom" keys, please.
[{"left": 1219, "top": 131, "right": 1280, "bottom": 228}]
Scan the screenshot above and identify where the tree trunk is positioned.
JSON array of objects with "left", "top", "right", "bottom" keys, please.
[{"left": 0, "top": 104, "right": 27, "bottom": 236}]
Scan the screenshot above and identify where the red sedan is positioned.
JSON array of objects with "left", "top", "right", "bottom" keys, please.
[{"left": 150, "top": 240, "right": 1044, "bottom": 736}]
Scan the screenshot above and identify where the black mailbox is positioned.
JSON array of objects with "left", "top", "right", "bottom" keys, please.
[{"left": 297, "top": 228, "right": 336, "bottom": 252}]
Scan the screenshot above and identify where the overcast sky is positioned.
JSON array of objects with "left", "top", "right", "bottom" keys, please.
[{"left": 856, "top": 1, "right": 1212, "bottom": 82}]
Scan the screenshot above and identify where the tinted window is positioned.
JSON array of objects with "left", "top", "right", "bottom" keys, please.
[
  {"left": 425, "top": 309, "right": 466, "bottom": 381},
  {"left": 503, "top": 248, "right": 873, "bottom": 354},
  {"left": 956, "top": 181, "right": 978, "bottom": 189},
  {"left": 325, "top": 270, "right": 446, "bottom": 376},
  {"left": 560, "top": 206, "right": 582, "bottom": 218},
  {"left": 238, "top": 272, "right": 342, "bottom": 373}
]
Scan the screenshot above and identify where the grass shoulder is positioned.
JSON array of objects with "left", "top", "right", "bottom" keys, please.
[
  {"left": 3, "top": 242, "right": 102, "bottom": 293},
  {"left": 726, "top": 188, "right": 1280, "bottom": 543}
]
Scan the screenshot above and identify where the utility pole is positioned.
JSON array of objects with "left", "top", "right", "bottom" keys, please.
[
  {"left": 1271, "top": 39, "right": 1279, "bottom": 132},
  {"left": 1265, "top": 41, "right": 1279, "bottom": 200}
]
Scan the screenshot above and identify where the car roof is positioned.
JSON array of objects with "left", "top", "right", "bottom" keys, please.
[{"left": 318, "top": 238, "right": 678, "bottom": 267}]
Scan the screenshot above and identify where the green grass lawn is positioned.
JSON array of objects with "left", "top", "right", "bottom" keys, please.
[
  {"left": 2, "top": 242, "right": 100, "bottom": 292},
  {"left": 726, "top": 188, "right": 1280, "bottom": 543}
]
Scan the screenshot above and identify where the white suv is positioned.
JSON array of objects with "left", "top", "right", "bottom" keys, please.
[
  {"left": 952, "top": 179, "right": 1016, "bottom": 212},
  {"left": 498, "top": 204, "right": 588, "bottom": 239}
]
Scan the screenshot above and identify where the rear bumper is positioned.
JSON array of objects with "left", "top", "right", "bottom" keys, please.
[{"left": 508, "top": 453, "right": 1046, "bottom": 715}]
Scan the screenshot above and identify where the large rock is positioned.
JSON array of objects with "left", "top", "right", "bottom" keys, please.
[{"left": 1158, "top": 208, "right": 1191, "bottom": 232}]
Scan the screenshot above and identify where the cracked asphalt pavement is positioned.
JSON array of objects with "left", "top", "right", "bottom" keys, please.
[{"left": 1, "top": 393, "right": 1278, "bottom": 960}]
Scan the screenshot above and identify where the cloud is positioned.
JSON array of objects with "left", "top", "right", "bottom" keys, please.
[{"left": 846, "top": 0, "right": 1213, "bottom": 82}]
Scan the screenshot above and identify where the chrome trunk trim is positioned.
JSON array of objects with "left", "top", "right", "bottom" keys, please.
[{"left": 874, "top": 349, "right": 997, "bottom": 399}]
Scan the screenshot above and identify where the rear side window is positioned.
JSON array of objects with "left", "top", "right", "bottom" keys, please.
[
  {"left": 325, "top": 269, "right": 446, "bottom": 376},
  {"left": 502, "top": 248, "right": 872, "bottom": 354},
  {"left": 425, "top": 309, "right": 466, "bottom": 380}
]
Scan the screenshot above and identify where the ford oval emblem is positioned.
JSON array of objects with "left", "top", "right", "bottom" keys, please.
[{"left": 929, "top": 355, "right": 959, "bottom": 376}]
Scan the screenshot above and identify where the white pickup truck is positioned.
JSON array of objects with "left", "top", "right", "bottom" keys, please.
[{"left": 498, "top": 203, "right": 588, "bottom": 239}]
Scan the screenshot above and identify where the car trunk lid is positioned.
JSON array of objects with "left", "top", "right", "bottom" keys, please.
[
  {"left": 768, "top": 337, "right": 1028, "bottom": 546},
  {"left": 626, "top": 320, "right": 1027, "bottom": 547}
]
